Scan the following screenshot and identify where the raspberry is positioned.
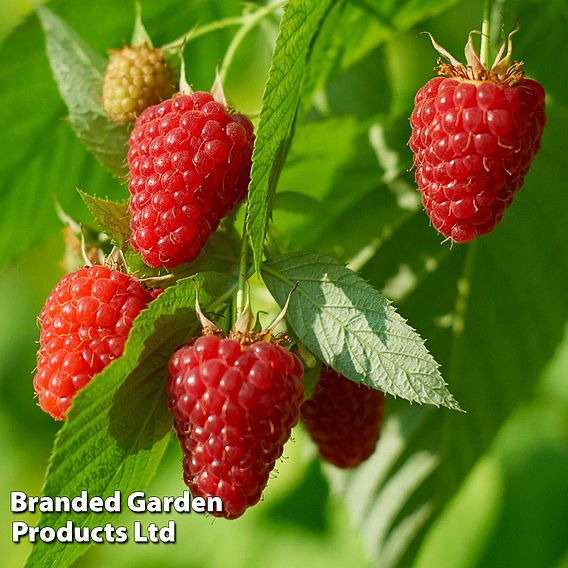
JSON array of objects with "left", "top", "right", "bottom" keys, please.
[
  {"left": 167, "top": 335, "right": 304, "bottom": 519},
  {"left": 301, "top": 367, "right": 385, "bottom": 468},
  {"left": 128, "top": 92, "right": 254, "bottom": 267},
  {"left": 409, "top": 34, "right": 546, "bottom": 243},
  {"left": 34, "top": 266, "right": 155, "bottom": 420},
  {"left": 103, "top": 44, "right": 175, "bottom": 124}
]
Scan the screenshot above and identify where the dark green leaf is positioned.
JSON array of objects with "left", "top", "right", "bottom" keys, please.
[
  {"left": 328, "top": 99, "right": 568, "bottom": 568},
  {"left": 273, "top": 191, "right": 326, "bottom": 217},
  {"left": 301, "top": 0, "right": 461, "bottom": 114},
  {"left": 274, "top": 115, "right": 417, "bottom": 262}
]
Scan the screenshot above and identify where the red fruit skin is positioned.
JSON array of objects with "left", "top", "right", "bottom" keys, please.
[
  {"left": 301, "top": 367, "right": 385, "bottom": 468},
  {"left": 167, "top": 335, "right": 304, "bottom": 519},
  {"left": 409, "top": 77, "right": 546, "bottom": 242},
  {"left": 128, "top": 92, "right": 254, "bottom": 267},
  {"left": 34, "top": 266, "right": 154, "bottom": 420}
]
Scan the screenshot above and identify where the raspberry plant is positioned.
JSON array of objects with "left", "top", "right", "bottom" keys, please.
[{"left": 1, "top": 0, "right": 567, "bottom": 567}]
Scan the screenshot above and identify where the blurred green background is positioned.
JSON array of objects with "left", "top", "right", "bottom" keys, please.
[{"left": 1, "top": 1, "right": 567, "bottom": 567}]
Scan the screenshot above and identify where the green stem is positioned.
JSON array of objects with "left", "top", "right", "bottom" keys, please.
[
  {"left": 131, "top": 1, "right": 153, "bottom": 47},
  {"left": 219, "top": 0, "right": 285, "bottom": 83},
  {"left": 162, "top": 16, "right": 246, "bottom": 51},
  {"left": 236, "top": 222, "right": 250, "bottom": 318},
  {"left": 480, "top": 0, "right": 491, "bottom": 67},
  {"left": 162, "top": 0, "right": 285, "bottom": 62}
]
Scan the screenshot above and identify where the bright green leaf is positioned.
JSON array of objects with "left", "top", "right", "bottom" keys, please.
[
  {"left": 262, "top": 251, "right": 460, "bottom": 410},
  {"left": 78, "top": 190, "right": 130, "bottom": 247},
  {"left": 131, "top": 2, "right": 153, "bottom": 47},
  {"left": 246, "top": 0, "right": 338, "bottom": 272}
]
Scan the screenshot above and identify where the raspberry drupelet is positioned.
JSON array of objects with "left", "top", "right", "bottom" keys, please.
[
  {"left": 128, "top": 91, "right": 254, "bottom": 268},
  {"left": 34, "top": 266, "right": 156, "bottom": 420},
  {"left": 409, "top": 31, "right": 546, "bottom": 243}
]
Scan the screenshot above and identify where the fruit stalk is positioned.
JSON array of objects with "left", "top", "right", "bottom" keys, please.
[
  {"left": 480, "top": 0, "right": 491, "bottom": 67},
  {"left": 236, "top": 222, "right": 250, "bottom": 318},
  {"left": 219, "top": 0, "right": 286, "bottom": 83},
  {"left": 162, "top": 0, "right": 285, "bottom": 65}
]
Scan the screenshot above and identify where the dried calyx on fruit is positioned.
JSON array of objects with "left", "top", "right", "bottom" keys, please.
[
  {"left": 167, "top": 288, "right": 304, "bottom": 519},
  {"left": 409, "top": 27, "right": 546, "bottom": 243},
  {"left": 128, "top": 74, "right": 254, "bottom": 268},
  {"left": 34, "top": 250, "right": 162, "bottom": 420}
]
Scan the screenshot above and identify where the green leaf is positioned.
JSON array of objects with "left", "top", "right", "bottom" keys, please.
[
  {"left": 273, "top": 191, "right": 326, "bottom": 217},
  {"left": 78, "top": 190, "right": 130, "bottom": 247},
  {"left": 301, "top": 0, "right": 461, "bottom": 116},
  {"left": 246, "top": 0, "right": 338, "bottom": 272},
  {"left": 274, "top": 115, "right": 417, "bottom": 262},
  {"left": 25, "top": 271, "right": 236, "bottom": 568},
  {"left": 0, "top": 126, "right": 121, "bottom": 267},
  {"left": 37, "top": 5, "right": 129, "bottom": 177},
  {"left": 301, "top": 359, "right": 322, "bottom": 400},
  {"left": 326, "top": 99, "right": 568, "bottom": 568},
  {"left": 262, "top": 251, "right": 460, "bottom": 410}
]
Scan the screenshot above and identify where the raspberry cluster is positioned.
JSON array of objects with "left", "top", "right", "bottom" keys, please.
[
  {"left": 128, "top": 92, "right": 254, "bottom": 268},
  {"left": 167, "top": 335, "right": 304, "bottom": 519},
  {"left": 103, "top": 44, "right": 175, "bottom": 124},
  {"left": 301, "top": 367, "right": 385, "bottom": 468},
  {"left": 34, "top": 266, "right": 155, "bottom": 420}
]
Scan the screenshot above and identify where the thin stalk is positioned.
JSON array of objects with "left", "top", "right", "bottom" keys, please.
[
  {"left": 480, "top": 0, "right": 491, "bottom": 67},
  {"left": 236, "top": 222, "right": 250, "bottom": 318},
  {"left": 162, "top": 16, "right": 246, "bottom": 51},
  {"left": 162, "top": 0, "right": 285, "bottom": 58},
  {"left": 219, "top": 0, "right": 285, "bottom": 83}
]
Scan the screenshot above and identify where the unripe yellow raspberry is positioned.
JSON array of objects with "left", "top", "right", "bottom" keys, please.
[{"left": 102, "top": 44, "right": 175, "bottom": 124}]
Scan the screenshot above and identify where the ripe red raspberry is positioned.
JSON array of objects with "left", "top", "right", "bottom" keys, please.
[
  {"left": 409, "top": 34, "right": 546, "bottom": 243},
  {"left": 301, "top": 367, "right": 385, "bottom": 468},
  {"left": 128, "top": 92, "right": 254, "bottom": 267},
  {"left": 34, "top": 266, "right": 155, "bottom": 420},
  {"left": 167, "top": 335, "right": 304, "bottom": 519},
  {"left": 103, "top": 44, "right": 175, "bottom": 124}
]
